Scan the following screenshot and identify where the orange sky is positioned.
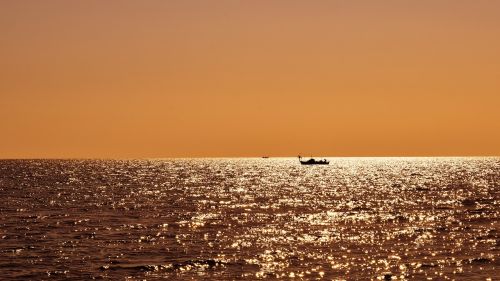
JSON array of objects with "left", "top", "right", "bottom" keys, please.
[{"left": 1, "top": 1, "right": 499, "bottom": 158}]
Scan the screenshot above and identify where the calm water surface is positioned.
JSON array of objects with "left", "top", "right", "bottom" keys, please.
[{"left": 0, "top": 158, "right": 498, "bottom": 280}]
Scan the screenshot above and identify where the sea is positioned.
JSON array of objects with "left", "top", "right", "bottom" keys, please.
[{"left": 0, "top": 158, "right": 498, "bottom": 280}]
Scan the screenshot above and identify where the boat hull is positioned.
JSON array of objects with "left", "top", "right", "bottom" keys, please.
[{"left": 300, "top": 161, "right": 329, "bottom": 165}]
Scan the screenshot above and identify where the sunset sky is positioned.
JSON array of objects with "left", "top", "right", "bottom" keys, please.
[{"left": 1, "top": 1, "right": 499, "bottom": 158}]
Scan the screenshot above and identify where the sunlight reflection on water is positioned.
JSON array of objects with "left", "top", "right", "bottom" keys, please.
[{"left": 0, "top": 157, "right": 498, "bottom": 280}]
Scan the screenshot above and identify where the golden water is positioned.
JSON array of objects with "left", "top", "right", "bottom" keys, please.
[{"left": 0, "top": 158, "right": 498, "bottom": 280}]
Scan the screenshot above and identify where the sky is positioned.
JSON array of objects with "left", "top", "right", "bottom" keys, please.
[{"left": 1, "top": 0, "right": 499, "bottom": 158}]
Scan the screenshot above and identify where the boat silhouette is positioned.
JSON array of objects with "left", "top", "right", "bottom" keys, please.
[{"left": 298, "top": 156, "right": 329, "bottom": 165}]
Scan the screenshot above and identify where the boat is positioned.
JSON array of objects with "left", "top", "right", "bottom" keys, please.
[
  {"left": 262, "top": 156, "right": 269, "bottom": 159},
  {"left": 298, "top": 155, "right": 329, "bottom": 165}
]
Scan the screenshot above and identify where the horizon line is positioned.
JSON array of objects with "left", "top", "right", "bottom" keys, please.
[{"left": 0, "top": 155, "right": 499, "bottom": 160}]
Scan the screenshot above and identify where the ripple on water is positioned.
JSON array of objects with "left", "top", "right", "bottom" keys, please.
[{"left": 0, "top": 157, "right": 498, "bottom": 279}]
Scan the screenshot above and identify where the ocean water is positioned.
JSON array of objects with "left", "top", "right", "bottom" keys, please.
[{"left": 0, "top": 158, "right": 498, "bottom": 280}]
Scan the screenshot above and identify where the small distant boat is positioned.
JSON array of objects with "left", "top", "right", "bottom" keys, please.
[
  {"left": 262, "top": 156, "right": 269, "bottom": 159},
  {"left": 298, "top": 155, "right": 329, "bottom": 165}
]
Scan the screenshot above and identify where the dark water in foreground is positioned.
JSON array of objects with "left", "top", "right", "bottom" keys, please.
[{"left": 0, "top": 158, "right": 499, "bottom": 280}]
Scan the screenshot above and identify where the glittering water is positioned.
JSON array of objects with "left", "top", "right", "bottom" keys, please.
[{"left": 0, "top": 158, "right": 498, "bottom": 280}]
